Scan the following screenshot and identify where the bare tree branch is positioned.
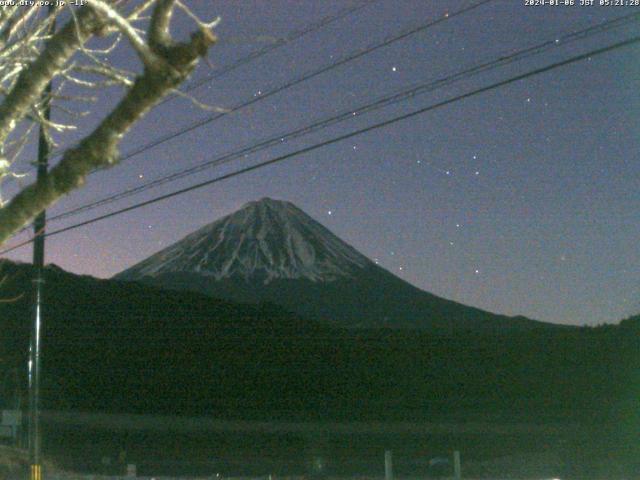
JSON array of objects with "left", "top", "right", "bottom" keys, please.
[
  {"left": 88, "top": 0, "right": 166, "bottom": 70},
  {"left": 0, "top": 7, "right": 102, "bottom": 146},
  {"left": 149, "top": 0, "right": 175, "bottom": 50},
  {"left": 0, "top": 2, "right": 217, "bottom": 246}
]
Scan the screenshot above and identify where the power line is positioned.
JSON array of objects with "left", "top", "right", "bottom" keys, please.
[
  {"left": 175, "top": 1, "right": 377, "bottom": 98},
  {"left": 85, "top": 0, "right": 495, "bottom": 173},
  {"left": 43, "top": 11, "right": 640, "bottom": 224},
  {"left": 37, "top": 0, "right": 377, "bottom": 166},
  {"left": 1, "top": 34, "right": 635, "bottom": 256},
  {"left": 7, "top": 0, "right": 498, "bottom": 234}
]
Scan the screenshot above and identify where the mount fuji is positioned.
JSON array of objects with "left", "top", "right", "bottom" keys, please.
[{"left": 115, "top": 198, "right": 554, "bottom": 331}]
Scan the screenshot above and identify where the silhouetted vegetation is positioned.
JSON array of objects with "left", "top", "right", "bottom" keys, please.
[{"left": 1, "top": 260, "right": 638, "bottom": 476}]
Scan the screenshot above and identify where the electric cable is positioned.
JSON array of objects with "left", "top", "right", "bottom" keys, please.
[
  {"left": 42, "top": 11, "right": 640, "bottom": 225},
  {"left": 2, "top": 33, "right": 635, "bottom": 256}
]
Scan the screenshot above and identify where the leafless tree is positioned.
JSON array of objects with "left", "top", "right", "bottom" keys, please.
[{"left": 0, "top": 0, "right": 218, "bottom": 248}]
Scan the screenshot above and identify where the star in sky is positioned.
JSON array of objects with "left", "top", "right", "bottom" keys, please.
[{"left": 8, "top": 1, "right": 634, "bottom": 327}]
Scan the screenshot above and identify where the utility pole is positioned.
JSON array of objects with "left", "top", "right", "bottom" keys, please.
[
  {"left": 29, "top": 6, "right": 55, "bottom": 480},
  {"left": 384, "top": 450, "right": 393, "bottom": 480},
  {"left": 453, "top": 450, "right": 461, "bottom": 480}
]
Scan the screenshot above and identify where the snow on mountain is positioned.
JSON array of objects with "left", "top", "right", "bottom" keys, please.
[
  {"left": 115, "top": 197, "right": 560, "bottom": 331},
  {"left": 116, "top": 198, "right": 372, "bottom": 283}
]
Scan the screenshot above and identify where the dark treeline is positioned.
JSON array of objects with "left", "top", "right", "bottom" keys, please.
[
  {"left": 1, "top": 260, "right": 637, "bottom": 422},
  {"left": 1, "top": 260, "right": 639, "bottom": 475}
]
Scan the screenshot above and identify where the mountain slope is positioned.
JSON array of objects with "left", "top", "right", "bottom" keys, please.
[
  {"left": 0, "top": 259, "right": 328, "bottom": 415},
  {"left": 116, "top": 198, "right": 558, "bottom": 332},
  {"left": 117, "top": 198, "right": 370, "bottom": 283},
  {"left": 0, "top": 259, "right": 628, "bottom": 424}
]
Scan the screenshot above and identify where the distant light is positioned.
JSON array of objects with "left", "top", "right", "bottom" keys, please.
[
  {"left": 327, "top": 210, "right": 332, "bottom": 215},
  {"left": 391, "top": 66, "right": 397, "bottom": 72},
  {"left": 138, "top": 174, "right": 144, "bottom": 179},
  {"left": 475, "top": 269, "right": 479, "bottom": 274},
  {"left": 475, "top": 171, "right": 480, "bottom": 175},
  {"left": 445, "top": 170, "right": 451, "bottom": 175}
]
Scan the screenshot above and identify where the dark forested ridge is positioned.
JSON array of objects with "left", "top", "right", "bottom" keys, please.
[
  {"left": 114, "top": 198, "right": 561, "bottom": 332},
  {"left": 0, "top": 259, "right": 637, "bottom": 427},
  {"left": 2, "top": 260, "right": 639, "bottom": 477}
]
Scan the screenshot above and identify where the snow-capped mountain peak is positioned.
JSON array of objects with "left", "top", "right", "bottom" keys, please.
[{"left": 116, "top": 198, "right": 372, "bottom": 283}]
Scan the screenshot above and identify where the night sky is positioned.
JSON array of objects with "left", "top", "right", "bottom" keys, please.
[{"left": 2, "top": 0, "right": 639, "bottom": 326}]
